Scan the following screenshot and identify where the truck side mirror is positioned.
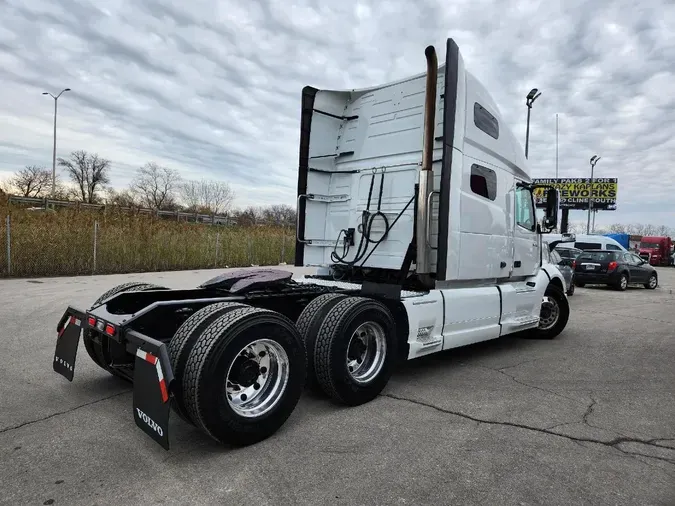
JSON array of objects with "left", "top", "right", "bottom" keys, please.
[{"left": 543, "top": 187, "right": 558, "bottom": 231}]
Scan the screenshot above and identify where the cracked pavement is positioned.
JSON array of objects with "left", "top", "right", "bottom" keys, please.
[{"left": 1, "top": 267, "right": 674, "bottom": 505}]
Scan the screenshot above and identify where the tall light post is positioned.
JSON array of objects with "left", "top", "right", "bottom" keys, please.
[
  {"left": 555, "top": 113, "right": 559, "bottom": 178},
  {"left": 586, "top": 155, "right": 600, "bottom": 234},
  {"left": 42, "top": 88, "right": 71, "bottom": 198},
  {"left": 524, "top": 88, "right": 541, "bottom": 159}
]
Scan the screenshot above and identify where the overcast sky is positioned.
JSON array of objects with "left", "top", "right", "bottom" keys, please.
[{"left": 0, "top": 0, "right": 673, "bottom": 227}]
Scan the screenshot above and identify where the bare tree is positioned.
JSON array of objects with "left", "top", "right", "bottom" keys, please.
[
  {"left": 232, "top": 206, "right": 263, "bottom": 226},
  {"left": 627, "top": 223, "right": 657, "bottom": 236},
  {"left": 259, "top": 204, "right": 296, "bottom": 226},
  {"left": 179, "top": 179, "right": 235, "bottom": 214},
  {"left": 105, "top": 187, "right": 140, "bottom": 208},
  {"left": 0, "top": 177, "right": 13, "bottom": 195},
  {"left": 607, "top": 223, "right": 628, "bottom": 233},
  {"left": 655, "top": 224, "right": 672, "bottom": 236},
  {"left": 8, "top": 165, "right": 52, "bottom": 197},
  {"left": 203, "top": 180, "right": 235, "bottom": 215},
  {"left": 566, "top": 222, "right": 585, "bottom": 234},
  {"left": 129, "top": 162, "right": 181, "bottom": 210},
  {"left": 57, "top": 150, "right": 111, "bottom": 203},
  {"left": 179, "top": 179, "right": 201, "bottom": 212}
]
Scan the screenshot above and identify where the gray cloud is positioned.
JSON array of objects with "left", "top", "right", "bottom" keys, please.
[{"left": 0, "top": 0, "right": 673, "bottom": 225}]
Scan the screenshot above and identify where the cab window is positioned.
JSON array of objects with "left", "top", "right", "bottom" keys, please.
[{"left": 515, "top": 186, "right": 535, "bottom": 231}]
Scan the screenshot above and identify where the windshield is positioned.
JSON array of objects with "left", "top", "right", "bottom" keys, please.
[
  {"left": 640, "top": 242, "right": 660, "bottom": 249},
  {"left": 577, "top": 251, "right": 619, "bottom": 262}
]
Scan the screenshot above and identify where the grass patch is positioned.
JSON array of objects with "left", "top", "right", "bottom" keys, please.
[{"left": 0, "top": 204, "right": 295, "bottom": 278}]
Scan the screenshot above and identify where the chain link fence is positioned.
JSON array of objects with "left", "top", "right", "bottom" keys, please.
[{"left": 0, "top": 209, "right": 296, "bottom": 278}]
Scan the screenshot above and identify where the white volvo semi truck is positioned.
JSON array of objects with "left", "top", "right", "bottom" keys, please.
[{"left": 52, "top": 38, "right": 569, "bottom": 450}]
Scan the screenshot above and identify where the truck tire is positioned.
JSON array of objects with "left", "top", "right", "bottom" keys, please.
[
  {"left": 531, "top": 283, "right": 570, "bottom": 340},
  {"left": 83, "top": 282, "right": 168, "bottom": 379},
  {"left": 182, "top": 306, "right": 306, "bottom": 446},
  {"left": 644, "top": 272, "right": 658, "bottom": 289},
  {"left": 313, "top": 296, "right": 397, "bottom": 406},
  {"left": 167, "top": 301, "right": 249, "bottom": 425},
  {"left": 295, "top": 292, "right": 349, "bottom": 392}
]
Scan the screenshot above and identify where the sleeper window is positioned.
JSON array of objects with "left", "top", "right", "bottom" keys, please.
[
  {"left": 474, "top": 102, "right": 499, "bottom": 139},
  {"left": 470, "top": 164, "right": 497, "bottom": 201}
]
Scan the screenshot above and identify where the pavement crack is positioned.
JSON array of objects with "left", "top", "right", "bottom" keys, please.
[
  {"left": 381, "top": 393, "right": 675, "bottom": 466},
  {"left": 496, "top": 359, "right": 538, "bottom": 372},
  {"left": 476, "top": 365, "right": 578, "bottom": 402},
  {"left": 582, "top": 395, "right": 597, "bottom": 426},
  {"left": 544, "top": 421, "right": 575, "bottom": 431},
  {"left": 0, "top": 390, "right": 131, "bottom": 435}
]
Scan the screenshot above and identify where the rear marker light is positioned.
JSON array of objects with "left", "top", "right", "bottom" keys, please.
[
  {"left": 104, "top": 324, "right": 116, "bottom": 336},
  {"left": 608, "top": 261, "right": 618, "bottom": 272},
  {"left": 572, "top": 260, "right": 576, "bottom": 269},
  {"left": 88, "top": 316, "right": 96, "bottom": 327}
]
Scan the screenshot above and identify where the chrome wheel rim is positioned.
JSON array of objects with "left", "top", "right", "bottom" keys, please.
[
  {"left": 539, "top": 295, "right": 560, "bottom": 330},
  {"left": 620, "top": 276, "right": 627, "bottom": 290},
  {"left": 225, "top": 339, "right": 289, "bottom": 418},
  {"left": 346, "top": 322, "right": 387, "bottom": 384},
  {"left": 649, "top": 275, "right": 657, "bottom": 288}
]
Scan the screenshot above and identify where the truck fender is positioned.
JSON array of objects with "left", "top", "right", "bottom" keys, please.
[{"left": 540, "top": 263, "right": 567, "bottom": 295}]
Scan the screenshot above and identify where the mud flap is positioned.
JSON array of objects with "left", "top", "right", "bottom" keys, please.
[
  {"left": 131, "top": 336, "right": 174, "bottom": 450},
  {"left": 53, "top": 307, "right": 87, "bottom": 381}
]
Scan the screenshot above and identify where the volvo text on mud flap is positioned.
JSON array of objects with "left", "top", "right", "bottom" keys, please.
[{"left": 130, "top": 334, "right": 174, "bottom": 451}]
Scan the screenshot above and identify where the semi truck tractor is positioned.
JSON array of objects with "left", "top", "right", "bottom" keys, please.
[
  {"left": 52, "top": 38, "right": 570, "bottom": 451},
  {"left": 638, "top": 236, "right": 672, "bottom": 266}
]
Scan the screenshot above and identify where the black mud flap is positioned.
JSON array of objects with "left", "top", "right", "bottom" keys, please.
[
  {"left": 129, "top": 331, "right": 174, "bottom": 451},
  {"left": 53, "top": 307, "right": 87, "bottom": 381}
]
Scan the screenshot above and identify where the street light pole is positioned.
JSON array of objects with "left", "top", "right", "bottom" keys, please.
[
  {"left": 586, "top": 155, "right": 600, "bottom": 234},
  {"left": 555, "top": 113, "right": 559, "bottom": 178},
  {"left": 524, "top": 88, "right": 542, "bottom": 159},
  {"left": 42, "top": 88, "right": 71, "bottom": 198}
]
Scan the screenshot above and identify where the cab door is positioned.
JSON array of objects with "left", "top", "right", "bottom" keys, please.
[{"left": 512, "top": 184, "right": 539, "bottom": 277}]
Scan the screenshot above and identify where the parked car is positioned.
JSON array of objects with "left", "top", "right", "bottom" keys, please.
[
  {"left": 549, "top": 248, "right": 576, "bottom": 295},
  {"left": 573, "top": 250, "right": 658, "bottom": 291},
  {"left": 555, "top": 246, "right": 583, "bottom": 263}
]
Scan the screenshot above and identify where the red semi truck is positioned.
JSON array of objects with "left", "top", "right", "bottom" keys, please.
[{"left": 638, "top": 236, "right": 672, "bottom": 266}]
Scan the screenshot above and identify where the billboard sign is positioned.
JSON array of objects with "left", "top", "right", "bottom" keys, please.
[{"left": 533, "top": 178, "right": 617, "bottom": 210}]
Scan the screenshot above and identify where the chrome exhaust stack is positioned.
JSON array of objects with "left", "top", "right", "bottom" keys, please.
[{"left": 415, "top": 45, "right": 438, "bottom": 288}]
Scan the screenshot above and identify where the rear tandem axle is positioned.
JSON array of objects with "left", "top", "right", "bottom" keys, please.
[{"left": 53, "top": 268, "right": 407, "bottom": 450}]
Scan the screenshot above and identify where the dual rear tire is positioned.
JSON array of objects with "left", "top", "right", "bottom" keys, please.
[
  {"left": 168, "top": 294, "right": 398, "bottom": 446},
  {"left": 168, "top": 304, "right": 306, "bottom": 446},
  {"left": 296, "top": 294, "right": 398, "bottom": 406}
]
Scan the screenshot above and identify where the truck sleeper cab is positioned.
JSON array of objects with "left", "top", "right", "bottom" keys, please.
[{"left": 52, "top": 39, "right": 570, "bottom": 452}]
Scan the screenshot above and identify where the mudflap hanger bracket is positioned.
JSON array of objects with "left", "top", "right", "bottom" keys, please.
[{"left": 53, "top": 306, "right": 176, "bottom": 451}]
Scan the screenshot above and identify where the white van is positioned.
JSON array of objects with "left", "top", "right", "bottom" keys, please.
[{"left": 548, "top": 233, "right": 627, "bottom": 252}]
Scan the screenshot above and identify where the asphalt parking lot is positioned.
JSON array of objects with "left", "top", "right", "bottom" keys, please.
[{"left": 1, "top": 266, "right": 674, "bottom": 506}]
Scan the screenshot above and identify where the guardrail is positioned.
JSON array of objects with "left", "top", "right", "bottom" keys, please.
[{"left": 4, "top": 194, "right": 236, "bottom": 225}]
